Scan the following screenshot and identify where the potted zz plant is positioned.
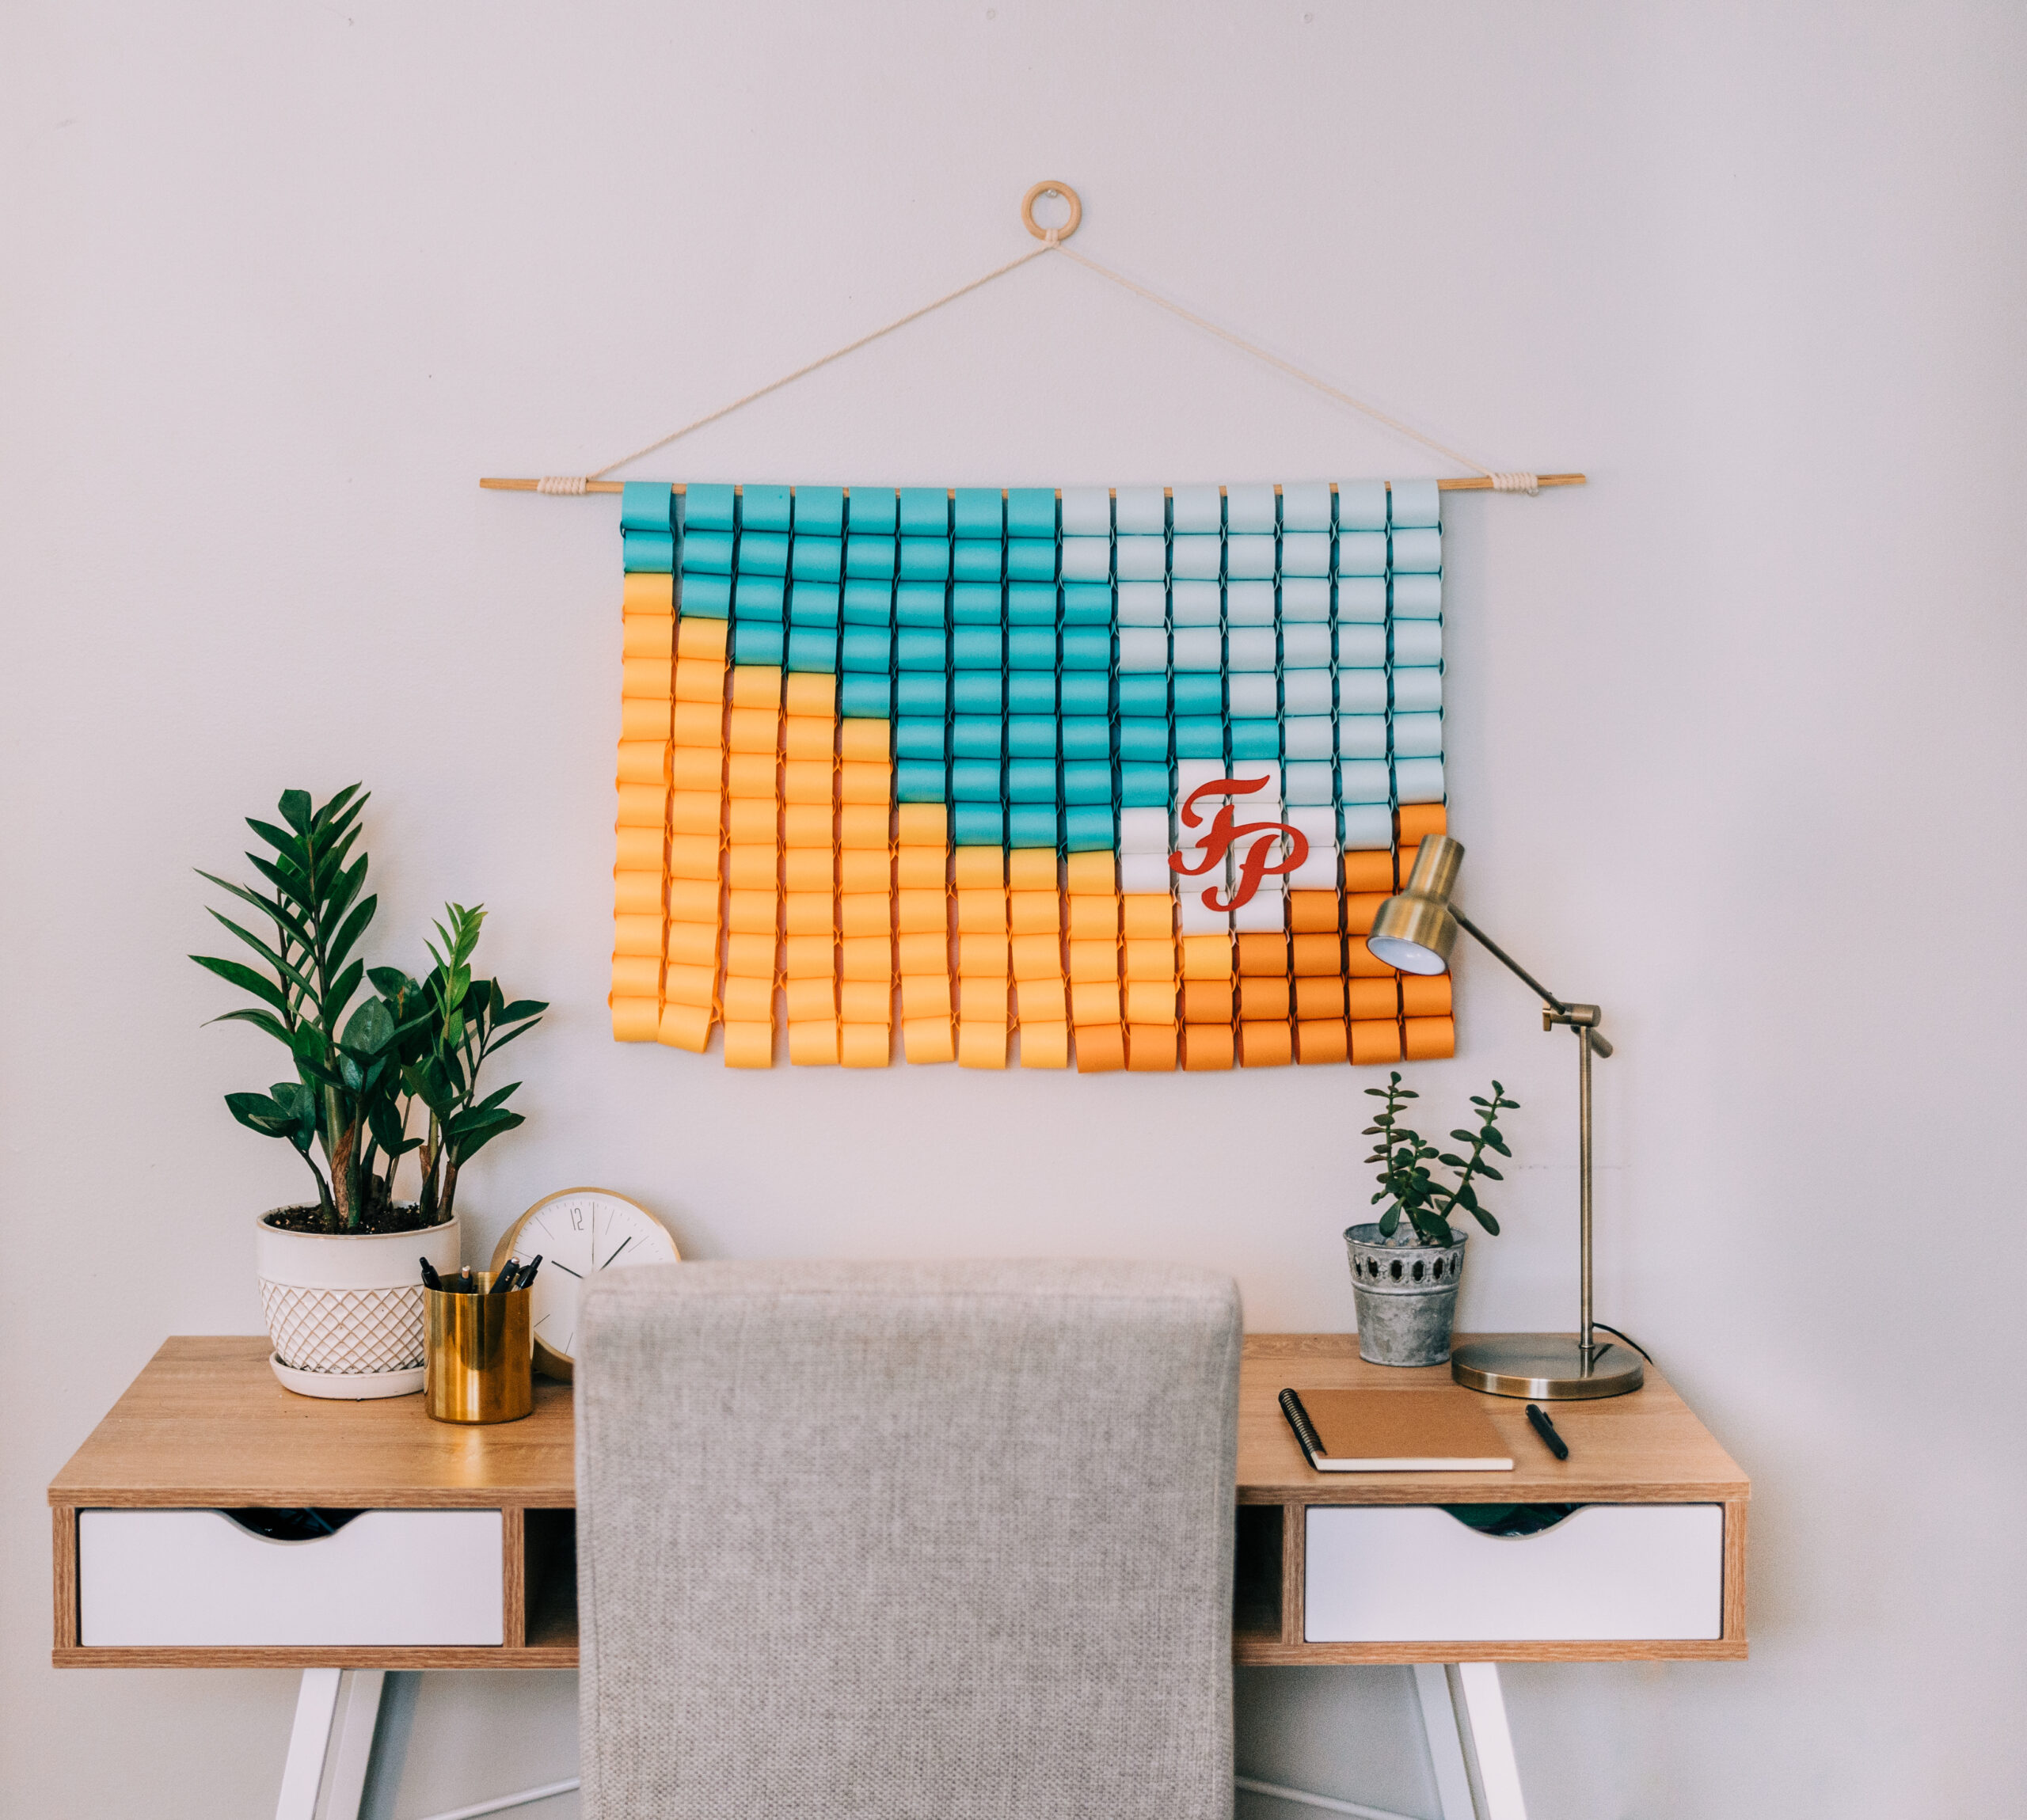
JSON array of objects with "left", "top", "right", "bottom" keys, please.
[
  {"left": 193, "top": 784, "right": 546, "bottom": 1397},
  {"left": 1344, "top": 1073, "right": 1519, "bottom": 1367}
]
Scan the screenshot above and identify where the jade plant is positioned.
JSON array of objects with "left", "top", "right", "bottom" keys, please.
[
  {"left": 1362, "top": 1072, "right": 1520, "bottom": 1246},
  {"left": 191, "top": 785, "right": 546, "bottom": 1233}
]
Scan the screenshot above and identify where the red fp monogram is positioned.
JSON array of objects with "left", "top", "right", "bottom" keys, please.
[{"left": 1169, "top": 777, "right": 1310, "bottom": 911}]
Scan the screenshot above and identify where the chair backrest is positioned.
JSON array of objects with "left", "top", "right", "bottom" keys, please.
[{"left": 576, "top": 1258, "right": 1242, "bottom": 1820}]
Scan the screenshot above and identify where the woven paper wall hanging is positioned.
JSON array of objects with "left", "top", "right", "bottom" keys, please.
[{"left": 608, "top": 477, "right": 1455, "bottom": 1073}]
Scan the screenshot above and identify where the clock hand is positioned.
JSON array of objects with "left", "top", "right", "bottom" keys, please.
[
  {"left": 597, "top": 1235, "right": 634, "bottom": 1271},
  {"left": 548, "top": 1260, "right": 583, "bottom": 1280}
]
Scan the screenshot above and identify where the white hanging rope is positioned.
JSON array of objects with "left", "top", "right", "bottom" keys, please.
[{"left": 519, "top": 184, "right": 1554, "bottom": 496}]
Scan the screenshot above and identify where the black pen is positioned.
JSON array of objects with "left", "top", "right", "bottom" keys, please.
[
  {"left": 516, "top": 1255, "right": 542, "bottom": 1291},
  {"left": 458, "top": 1267, "right": 475, "bottom": 1295},
  {"left": 1526, "top": 1404, "right": 1569, "bottom": 1461},
  {"left": 420, "top": 1258, "right": 441, "bottom": 1290},
  {"left": 490, "top": 1259, "right": 518, "bottom": 1295}
]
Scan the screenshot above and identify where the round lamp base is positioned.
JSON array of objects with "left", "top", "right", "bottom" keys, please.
[{"left": 1451, "top": 1333, "right": 1645, "bottom": 1400}]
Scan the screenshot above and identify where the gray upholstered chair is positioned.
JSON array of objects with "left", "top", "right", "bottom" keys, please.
[{"left": 575, "top": 1259, "right": 1241, "bottom": 1820}]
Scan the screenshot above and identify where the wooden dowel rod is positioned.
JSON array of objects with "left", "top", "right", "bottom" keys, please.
[{"left": 479, "top": 474, "right": 1586, "bottom": 498}]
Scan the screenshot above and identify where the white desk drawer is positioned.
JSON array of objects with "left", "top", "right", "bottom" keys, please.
[
  {"left": 1305, "top": 1504, "right": 1723, "bottom": 1643},
  {"left": 78, "top": 1509, "right": 504, "bottom": 1647}
]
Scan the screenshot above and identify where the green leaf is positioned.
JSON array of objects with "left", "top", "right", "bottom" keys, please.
[
  {"left": 277, "top": 790, "right": 314, "bottom": 835},
  {"left": 195, "top": 871, "right": 313, "bottom": 945},
  {"left": 1450, "top": 1129, "right": 1480, "bottom": 1144},
  {"left": 207, "top": 1006, "right": 293, "bottom": 1043},
  {"left": 369, "top": 966, "right": 418, "bottom": 997},
  {"left": 1477, "top": 1163, "right": 1504, "bottom": 1181},
  {"left": 325, "top": 893, "right": 379, "bottom": 981},
  {"left": 246, "top": 816, "right": 306, "bottom": 861},
  {"left": 340, "top": 997, "right": 396, "bottom": 1057},
  {"left": 1484, "top": 1130, "right": 1512, "bottom": 1157},
  {"left": 1471, "top": 1207, "right": 1500, "bottom": 1235},
  {"left": 325, "top": 958, "right": 365, "bottom": 1025},
  {"left": 192, "top": 953, "right": 288, "bottom": 1012},
  {"left": 1437, "top": 1153, "right": 1468, "bottom": 1168},
  {"left": 1379, "top": 1206, "right": 1400, "bottom": 1236}
]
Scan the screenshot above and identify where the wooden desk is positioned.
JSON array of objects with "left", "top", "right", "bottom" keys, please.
[{"left": 49, "top": 1331, "right": 1747, "bottom": 1672}]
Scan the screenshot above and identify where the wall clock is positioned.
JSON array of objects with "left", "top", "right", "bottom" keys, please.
[{"left": 489, "top": 1187, "right": 680, "bottom": 1381}]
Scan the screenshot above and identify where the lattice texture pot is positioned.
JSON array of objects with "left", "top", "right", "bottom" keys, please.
[
  {"left": 261, "top": 1281, "right": 427, "bottom": 1374},
  {"left": 1344, "top": 1221, "right": 1467, "bottom": 1367}
]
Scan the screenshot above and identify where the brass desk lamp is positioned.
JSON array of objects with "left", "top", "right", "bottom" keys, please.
[{"left": 1367, "top": 834, "right": 1644, "bottom": 1400}]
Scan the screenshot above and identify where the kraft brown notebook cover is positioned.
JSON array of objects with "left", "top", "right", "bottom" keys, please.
[{"left": 1280, "top": 1388, "right": 1515, "bottom": 1472}]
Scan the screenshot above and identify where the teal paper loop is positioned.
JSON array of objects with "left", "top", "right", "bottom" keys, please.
[
  {"left": 1060, "top": 629, "right": 1112, "bottom": 671},
  {"left": 742, "top": 484, "right": 793, "bottom": 532},
  {"left": 952, "top": 716, "right": 1002, "bottom": 758},
  {"left": 1005, "top": 488, "right": 1057, "bottom": 538},
  {"left": 1009, "top": 673, "right": 1057, "bottom": 713},
  {"left": 1007, "top": 628, "right": 1055, "bottom": 670},
  {"left": 680, "top": 574, "right": 730, "bottom": 617},
  {"left": 685, "top": 484, "right": 736, "bottom": 530},
  {"left": 1063, "top": 762, "right": 1112, "bottom": 806},
  {"left": 1061, "top": 717, "right": 1110, "bottom": 761},
  {"left": 953, "top": 671, "right": 1002, "bottom": 713},
  {"left": 1008, "top": 716, "right": 1057, "bottom": 758},
  {"left": 1175, "top": 717, "right": 1226, "bottom": 759},
  {"left": 1007, "top": 583, "right": 1056, "bottom": 625},
  {"left": 790, "top": 538, "right": 842, "bottom": 582},
  {"left": 1060, "top": 583, "right": 1113, "bottom": 625},
  {"left": 1006, "top": 760, "right": 1055, "bottom": 804},
  {"left": 898, "top": 487, "right": 949, "bottom": 536},
  {"left": 899, "top": 538, "right": 951, "bottom": 581},
  {"left": 1116, "top": 675, "right": 1168, "bottom": 716},
  {"left": 794, "top": 486, "right": 845, "bottom": 537},
  {"left": 1120, "top": 763, "right": 1170, "bottom": 807},
  {"left": 897, "top": 672, "right": 949, "bottom": 715},
  {"left": 1059, "top": 673, "right": 1110, "bottom": 716},
  {"left": 953, "top": 541, "right": 1004, "bottom": 582},
  {"left": 952, "top": 583, "right": 1002, "bottom": 622},
  {"left": 732, "top": 621, "right": 784, "bottom": 666},
  {"left": 952, "top": 488, "right": 1002, "bottom": 538},
  {"left": 622, "top": 531, "right": 674, "bottom": 572},
  {"left": 840, "top": 626, "right": 892, "bottom": 671},
  {"left": 895, "top": 720, "right": 946, "bottom": 760},
  {"left": 896, "top": 760, "right": 949, "bottom": 803},
  {"left": 789, "top": 583, "right": 840, "bottom": 627},
  {"left": 896, "top": 629, "right": 948, "bottom": 671},
  {"left": 839, "top": 674, "right": 892, "bottom": 717},
  {"left": 1063, "top": 805, "right": 1116, "bottom": 852},
  {"left": 1119, "top": 721, "right": 1170, "bottom": 762},
  {"left": 846, "top": 488, "right": 896, "bottom": 535},
  {"left": 845, "top": 537, "right": 896, "bottom": 579},
  {"left": 619, "top": 481, "right": 670, "bottom": 531},
  {"left": 733, "top": 576, "right": 785, "bottom": 618},
  {"left": 895, "top": 583, "right": 947, "bottom": 627},
  {"left": 785, "top": 628, "right": 838, "bottom": 674},
  {"left": 1173, "top": 674, "right": 1223, "bottom": 716},
  {"left": 952, "top": 626, "right": 1002, "bottom": 669},
  {"left": 1006, "top": 539, "right": 1058, "bottom": 582},
  {"left": 1010, "top": 804, "right": 1059, "bottom": 849},
  {"left": 954, "top": 804, "right": 1005, "bottom": 846},
  {"left": 682, "top": 530, "right": 734, "bottom": 574},
  {"left": 842, "top": 579, "right": 892, "bottom": 625},
  {"left": 952, "top": 760, "right": 1002, "bottom": 802},
  {"left": 1230, "top": 721, "right": 1280, "bottom": 760}
]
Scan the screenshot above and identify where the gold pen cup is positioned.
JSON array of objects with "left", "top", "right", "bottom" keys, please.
[{"left": 424, "top": 1275, "right": 534, "bottom": 1423}]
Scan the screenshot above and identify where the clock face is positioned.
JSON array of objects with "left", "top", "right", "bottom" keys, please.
[{"left": 492, "top": 1188, "right": 679, "bottom": 1379}]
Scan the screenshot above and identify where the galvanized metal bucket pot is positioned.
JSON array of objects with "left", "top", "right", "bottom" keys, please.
[{"left": 1344, "top": 1222, "right": 1467, "bottom": 1366}]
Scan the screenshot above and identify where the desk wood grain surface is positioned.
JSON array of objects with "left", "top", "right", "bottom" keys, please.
[{"left": 50, "top": 1334, "right": 1749, "bottom": 1669}]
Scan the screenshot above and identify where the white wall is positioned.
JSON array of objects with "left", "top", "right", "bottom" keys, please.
[{"left": 4, "top": 2, "right": 2023, "bottom": 1814}]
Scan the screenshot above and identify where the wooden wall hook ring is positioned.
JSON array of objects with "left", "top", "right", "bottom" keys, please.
[{"left": 1020, "top": 180, "right": 1082, "bottom": 241}]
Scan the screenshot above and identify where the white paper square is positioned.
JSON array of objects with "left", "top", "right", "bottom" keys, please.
[
  {"left": 1393, "top": 712, "right": 1443, "bottom": 758},
  {"left": 1389, "top": 479, "right": 1442, "bottom": 528},
  {"left": 1341, "top": 804, "right": 1394, "bottom": 850},
  {"left": 1169, "top": 580, "right": 1221, "bottom": 625},
  {"left": 1169, "top": 536, "right": 1222, "bottom": 580},
  {"left": 1285, "top": 805, "right": 1339, "bottom": 845},
  {"left": 1394, "top": 757, "right": 1446, "bottom": 804},
  {"left": 1337, "top": 625, "right": 1388, "bottom": 667},
  {"left": 1226, "top": 627, "right": 1277, "bottom": 672},
  {"left": 1231, "top": 887, "right": 1287, "bottom": 933},
  {"left": 1392, "top": 574, "right": 1443, "bottom": 617},
  {"left": 1281, "top": 715, "right": 1333, "bottom": 760},
  {"left": 1391, "top": 527, "right": 1443, "bottom": 574},
  {"left": 1338, "top": 759, "right": 1391, "bottom": 804},
  {"left": 1118, "top": 806, "right": 1172, "bottom": 854},
  {"left": 1337, "top": 578, "right": 1388, "bottom": 622},
  {"left": 1337, "top": 714, "right": 1388, "bottom": 758},
  {"left": 1338, "top": 670, "right": 1388, "bottom": 714},
  {"left": 1225, "top": 580, "right": 1275, "bottom": 624},
  {"left": 1338, "top": 530, "right": 1389, "bottom": 578},
  {"left": 1171, "top": 626, "right": 1223, "bottom": 671},
  {"left": 1113, "top": 487, "right": 1166, "bottom": 536},
  {"left": 1120, "top": 852, "right": 1177, "bottom": 895},
  {"left": 1280, "top": 623, "right": 1330, "bottom": 669},
  {"left": 1392, "top": 667, "right": 1443, "bottom": 713},
  {"left": 1391, "top": 621, "right": 1443, "bottom": 667},
  {"left": 1059, "top": 487, "right": 1112, "bottom": 538},
  {"left": 1280, "top": 530, "right": 1330, "bottom": 576},
  {"left": 1178, "top": 889, "right": 1231, "bottom": 935},
  {"left": 1287, "top": 848, "right": 1343, "bottom": 890},
  {"left": 1226, "top": 675, "right": 1279, "bottom": 720}
]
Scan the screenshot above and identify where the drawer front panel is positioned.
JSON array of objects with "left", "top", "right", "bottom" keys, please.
[
  {"left": 1305, "top": 1504, "right": 1723, "bottom": 1643},
  {"left": 78, "top": 1509, "right": 503, "bottom": 1647}
]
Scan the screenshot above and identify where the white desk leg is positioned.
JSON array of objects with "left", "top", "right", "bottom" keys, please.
[
  {"left": 1413, "top": 1664, "right": 1477, "bottom": 1820},
  {"left": 322, "top": 1670, "right": 386, "bottom": 1820},
  {"left": 274, "top": 1668, "right": 384, "bottom": 1820},
  {"left": 276, "top": 1669, "right": 343, "bottom": 1820},
  {"left": 1449, "top": 1663, "right": 1528, "bottom": 1820}
]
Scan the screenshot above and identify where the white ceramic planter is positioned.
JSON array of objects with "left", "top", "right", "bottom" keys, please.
[{"left": 257, "top": 1208, "right": 462, "bottom": 1399}]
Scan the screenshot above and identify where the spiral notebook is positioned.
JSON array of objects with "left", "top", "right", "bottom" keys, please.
[{"left": 1279, "top": 1388, "right": 1514, "bottom": 1472}]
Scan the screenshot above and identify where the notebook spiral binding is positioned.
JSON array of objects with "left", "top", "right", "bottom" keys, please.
[{"left": 1278, "top": 1388, "right": 1325, "bottom": 1469}]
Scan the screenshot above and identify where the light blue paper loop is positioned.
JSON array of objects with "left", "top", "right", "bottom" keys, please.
[
  {"left": 1284, "top": 762, "right": 1337, "bottom": 805},
  {"left": 1173, "top": 674, "right": 1223, "bottom": 716},
  {"left": 952, "top": 759, "right": 1003, "bottom": 802},
  {"left": 955, "top": 804, "right": 1006, "bottom": 845},
  {"left": 1059, "top": 583, "right": 1112, "bottom": 625},
  {"left": 1225, "top": 484, "right": 1276, "bottom": 533},
  {"left": 846, "top": 536, "right": 896, "bottom": 579},
  {"left": 1007, "top": 759, "right": 1055, "bottom": 803},
  {"left": 1008, "top": 628, "right": 1056, "bottom": 670},
  {"left": 789, "top": 583, "right": 839, "bottom": 627},
  {"left": 896, "top": 582, "right": 946, "bottom": 627},
  {"left": 952, "top": 626, "right": 1002, "bottom": 669},
  {"left": 1283, "top": 717, "right": 1333, "bottom": 760},
  {"left": 953, "top": 672, "right": 1002, "bottom": 714},
  {"left": 1010, "top": 673, "right": 1057, "bottom": 712},
  {"left": 1338, "top": 671, "right": 1388, "bottom": 714},
  {"left": 952, "top": 716, "right": 1002, "bottom": 758},
  {"left": 1337, "top": 578, "right": 1387, "bottom": 622},
  {"left": 1175, "top": 716, "right": 1225, "bottom": 758},
  {"left": 896, "top": 628, "right": 948, "bottom": 671},
  {"left": 679, "top": 573, "right": 730, "bottom": 617},
  {"left": 1392, "top": 574, "right": 1443, "bottom": 617},
  {"left": 1062, "top": 716, "right": 1109, "bottom": 760},
  {"left": 1392, "top": 667, "right": 1443, "bottom": 713},
  {"left": 1008, "top": 716, "right": 1056, "bottom": 758},
  {"left": 1120, "top": 762, "right": 1170, "bottom": 807},
  {"left": 1064, "top": 805, "right": 1115, "bottom": 851},
  {"left": 1113, "top": 487, "right": 1167, "bottom": 535},
  {"left": 841, "top": 674, "right": 892, "bottom": 717},
  {"left": 1116, "top": 538, "right": 1167, "bottom": 583},
  {"left": 1059, "top": 673, "right": 1109, "bottom": 716},
  {"left": 896, "top": 719, "right": 945, "bottom": 759},
  {"left": 846, "top": 489, "right": 897, "bottom": 535},
  {"left": 1392, "top": 712, "right": 1443, "bottom": 758},
  {"left": 1394, "top": 757, "right": 1445, "bottom": 803},
  {"left": 1170, "top": 485, "right": 1223, "bottom": 534},
  {"left": 1120, "top": 719, "right": 1169, "bottom": 762},
  {"left": 896, "top": 760, "right": 949, "bottom": 803},
  {"left": 1170, "top": 537, "right": 1222, "bottom": 581},
  {"left": 1059, "top": 539, "right": 1112, "bottom": 583},
  {"left": 786, "top": 626, "right": 838, "bottom": 673},
  {"left": 1059, "top": 487, "right": 1112, "bottom": 536},
  {"left": 1063, "top": 761, "right": 1112, "bottom": 805},
  {"left": 1061, "top": 628, "right": 1112, "bottom": 670},
  {"left": 898, "top": 672, "right": 949, "bottom": 716},
  {"left": 732, "top": 621, "right": 784, "bottom": 666},
  {"left": 1228, "top": 673, "right": 1277, "bottom": 716},
  {"left": 1226, "top": 629, "right": 1277, "bottom": 672},
  {"left": 952, "top": 540, "right": 1002, "bottom": 582},
  {"left": 950, "top": 488, "right": 1000, "bottom": 538},
  {"left": 952, "top": 582, "right": 1001, "bottom": 622},
  {"left": 1281, "top": 483, "right": 1333, "bottom": 532},
  {"left": 1337, "top": 715, "right": 1389, "bottom": 759},
  {"left": 1283, "top": 671, "right": 1333, "bottom": 715},
  {"left": 1230, "top": 721, "right": 1280, "bottom": 761},
  {"left": 1280, "top": 578, "right": 1331, "bottom": 621},
  {"left": 1006, "top": 540, "right": 1057, "bottom": 583},
  {"left": 736, "top": 530, "right": 789, "bottom": 576},
  {"left": 734, "top": 575, "right": 785, "bottom": 617},
  {"left": 1013, "top": 804, "right": 1061, "bottom": 848},
  {"left": 1280, "top": 624, "right": 1331, "bottom": 669},
  {"left": 1171, "top": 627, "right": 1223, "bottom": 671},
  {"left": 791, "top": 537, "right": 842, "bottom": 582},
  {"left": 1225, "top": 582, "right": 1275, "bottom": 625},
  {"left": 842, "top": 626, "right": 893, "bottom": 671},
  {"left": 1341, "top": 804, "right": 1394, "bottom": 849},
  {"left": 1390, "top": 527, "right": 1443, "bottom": 574},
  {"left": 1336, "top": 481, "right": 1388, "bottom": 532},
  {"left": 842, "top": 579, "right": 892, "bottom": 625},
  {"left": 1392, "top": 621, "right": 1443, "bottom": 667},
  {"left": 1339, "top": 759, "right": 1392, "bottom": 804},
  {"left": 1227, "top": 534, "right": 1276, "bottom": 579},
  {"left": 1389, "top": 480, "right": 1442, "bottom": 528},
  {"left": 1337, "top": 531, "right": 1388, "bottom": 577},
  {"left": 1007, "top": 583, "right": 1055, "bottom": 625},
  {"left": 1280, "top": 531, "right": 1330, "bottom": 576},
  {"left": 1337, "top": 625, "right": 1388, "bottom": 667}
]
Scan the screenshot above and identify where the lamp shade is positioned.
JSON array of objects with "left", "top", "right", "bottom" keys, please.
[{"left": 1366, "top": 834, "right": 1464, "bottom": 975}]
